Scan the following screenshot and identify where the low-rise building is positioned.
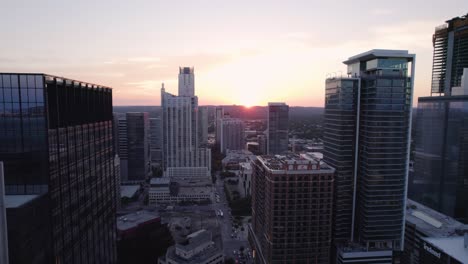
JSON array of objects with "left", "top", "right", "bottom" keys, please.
[
  {"left": 159, "top": 229, "right": 224, "bottom": 264},
  {"left": 222, "top": 150, "right": 256, "bottom": 171},
  {"left": 149, "top": 177, "right": 212, "bottom": 205},
  {"left": 403, "top": 199, "right": 468, "bottom": 264}
]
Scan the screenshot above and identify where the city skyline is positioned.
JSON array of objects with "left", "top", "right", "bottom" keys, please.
[{"left": 1, "top": 1, "right": 467, "bottom": 106}]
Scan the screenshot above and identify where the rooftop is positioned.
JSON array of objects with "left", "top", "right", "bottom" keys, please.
[
  {"left": 257, "top": 154, "right": 334, "bottom": 173},
  {"left": 423, "top": 236, "right": 468, "bottom": 263},
  {"left": 177, "top": 229, "right": 212, "bottom": 252},
  {"left": 4, "top": 194, "right": 39, "bottom": 208},
  {"left": 120, "top": 185, "right": 140, "bottom": 198},
  {"left": 343, "top": 49, "right": 414, "bottom": 65},
  {"left": 406, "top": 199, "right": 467, "bottom": 238},
  {"left": 117, "top": 210, "right": 160, "bottom": 232},
  {"left": 268, "top": 102, "right": 287, "bottom": 106},
  {"left": 150, "top": 177, "right": 171, "bottom": 185}
]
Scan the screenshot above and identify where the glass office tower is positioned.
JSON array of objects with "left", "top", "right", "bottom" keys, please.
[
  {"left": 411, "top": 93, "right": 468, "bottom": 224},
  {"left": 324, "top": 50, "right": 415, "bottom": 258},
  {"left": 267, "top": 102, "right": 289, "bottom": 155},
  {"left": 410, "top": 15, "right": 468, "bottom": 224},
  {"left": 0, "top": 73, "right": 117, "bottom": 263}
]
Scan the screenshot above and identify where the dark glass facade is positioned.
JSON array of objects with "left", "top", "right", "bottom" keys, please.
[
  {"left": 0, "top": 73, "right": 117, "bottom": 263},
  {"left": 323, "top": 78, "right": 359, "bottom": 244},
  {"left": 410, "top": 96, "right": 468, "bottom": 223},
  {"left": 267, "top": 103, "right": 289, "bottom": 155},
  {"left": 324, "top": 50, "right": 414, "bottom": 254},
  {"left": 126, "top": 112, "right": 150, "bottom": 181}
]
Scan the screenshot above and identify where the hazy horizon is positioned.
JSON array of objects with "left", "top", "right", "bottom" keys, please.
[{"left": 1, "top": 1, "right": 467, "bottom": 106}]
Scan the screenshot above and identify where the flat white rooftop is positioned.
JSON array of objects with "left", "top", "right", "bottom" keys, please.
[{"left": 343, "top": 49, "right": 414, "bottom": 65}]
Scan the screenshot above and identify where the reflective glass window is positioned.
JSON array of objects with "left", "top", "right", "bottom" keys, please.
[
  {"left": 12, "top": 88, "right": 19, "bottom": 102},
  {"left": 19, "top": 75, "right": 27, "bottom": 88}
]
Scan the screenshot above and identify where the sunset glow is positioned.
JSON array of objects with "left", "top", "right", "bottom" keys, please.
[{"left": 0, "top": 1, "right": 466, "bottom": 106}]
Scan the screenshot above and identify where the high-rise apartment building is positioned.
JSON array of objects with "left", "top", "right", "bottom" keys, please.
[
  {"left": 267, "top": 102, "right": 289, "bottom": 155},
  {"left": 126, "top": 112, "right": 150, "bottom": 182},
  {"left": 249, "top": 154, "right": 335, "bottom": 264},
  {"left": 0, "top": 73, "right": 117, "bottom": 263},
  {"left": 323, "top": 50, "right": 415, "bottom": 259},
  {"left": 410, "top": 15, "right": 468, "bottom": 224},
  {"left": 220, "top": 118, "right": 244, "bottom": 154},
  {"left": 198, "top": 106, "right": 208, "bottom": 146},
  {"left": 178, "top": 66, "right": 195, "bottom": 97},
  {"left": 150, "top": 117, "right": 163, "bottom": 166},
  {"left": 431, "top": 15, "right": 468, "bottom": 96}
]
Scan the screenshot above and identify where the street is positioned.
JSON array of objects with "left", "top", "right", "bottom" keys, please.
[{"left": 212, "top": 173, "right": 253, "bottom": 263}]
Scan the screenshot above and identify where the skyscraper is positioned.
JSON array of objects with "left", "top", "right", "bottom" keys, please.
[
  {"left": 161, "top": 68, "right": 211, "bottom": 171},
  {"left": 215, "top": 106, "right": 224, "bottom": 147},
  {"left": 431, "top": 15, "right": 468, "bottom": 96},
  {"left": 178, "top": 66, "right": 195, "bottom": 97},
  {"left": 0, "top": 73, "right": 117, "bottom": 263},
  {"left": 267, "top": 102, "right": 289, "bottom": 155},
  {"left": 323, "top": 50, "right": 415, "bottom": 259},
  {"left": 249, "top": 154, "right": 335, "bottom": 264},
  {"left": 410, "top": 15, "right": 468, "bottom": 224},
  {"left": 198, "top": 106, "right": 208, "bottom": 146},
  {"left": 149, "top": 117, "right": 163, "bottom": 166},
  {"left": 220, "top": 118, "right": 244, "bottom": 154},
  {"left": 126, "top": 112, "right": 150, "bottom": 182}
]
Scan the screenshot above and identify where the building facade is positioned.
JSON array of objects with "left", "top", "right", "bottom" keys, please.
[
  {"left": 249, "top": 154, "right": 335, "bottom": 264},
  {"left": 267, "top": 102, "right": 289, "bottom": 155},
  {"left": 198, "top": 106, "right": 208, "bottom": 146},
  {"left": 215, "top": 107, "right": 223, "bottom": 147},
  {"left": 431, "top": 15, "right": 468, "bottom": 96},
  {"left": 323, "top": 50, "right": 415, "bottom": 257},
  {"left": 220, "top": 118, "right": 244, "bottom": 154},
  {"left": 178, "top": 66, "right": 195, "bottom": 97},
  {"left": 403, "top": 199, "right": 468, "bottom": 264},
  {"left": 0, "top": 73, "right": 117, "bottom": 263},
  {"left": 410, "top": 15, "right": 468, "bottom": 224},
  {"left": 150, "top": 117, "right": 163, "bottom": 166},
  {"left": 126, "top": 112, "right": 150, "bottom": 182}
]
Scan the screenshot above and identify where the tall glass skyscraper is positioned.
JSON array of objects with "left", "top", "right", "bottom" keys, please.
[
  {"left": 410, "top": 15, "right": 468, "bottom": 224},
  {"left": 0, "top": 73, "right": 117, "bottom": 263},
  {"left": 323, "top": 50, "right": 415, "bottom": 260},
  {"left": 267, "top": 102, "right": 289, "bottom": 155}
]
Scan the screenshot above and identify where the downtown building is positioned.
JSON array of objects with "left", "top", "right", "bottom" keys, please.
[
  {"left": 198, "top": 106, "right": 208, "bottom": 146},
  {"left": 267, "top": 102, "right": 289, "bottom": 155},
  {"left": 114, "top": 112, "right": 151, "bottom": 183},
  {"left": 403, "top": 199, "right": 468, "bottom": 264},
  {"left": 161, "top": 67, "right": 211, "bottom": 176},
  {"left": 410, "top": 15, "right": 468, "bottom": 224},
  {"left": 0, "top": 73, "right": 117, "bottom": 263},
  {"left": 323, "top": 50, "right": 415, "bottom": 262},
  {"left": 219, "top": 117, "right": 244, "bottom": 154},
  {"left": 150, "top": 117, "right": 163, "bottom": 166},
  {"left": 249, "top": 154, "right": 335, "bottom": 264}
]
